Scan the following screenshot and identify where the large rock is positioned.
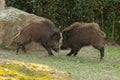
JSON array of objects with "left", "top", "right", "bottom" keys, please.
[{"left": 0, "top": 7, "right": 47, "bottom": 51}]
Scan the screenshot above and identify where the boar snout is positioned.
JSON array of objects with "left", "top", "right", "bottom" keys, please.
[
  {"left": 53, "top": 48, "right": 59, "bottom": 52},
  {"left": 60, "top": 45, "right": 67, "bottom": 50}
]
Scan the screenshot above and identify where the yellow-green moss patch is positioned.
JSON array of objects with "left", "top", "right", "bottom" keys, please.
[{"left": 0, "top": 60, "right": 71, "bottom": 80}]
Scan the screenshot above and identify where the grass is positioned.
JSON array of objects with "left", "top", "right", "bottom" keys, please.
[{"left": 0, "top": 45, "right": 120, "bottom": 80}]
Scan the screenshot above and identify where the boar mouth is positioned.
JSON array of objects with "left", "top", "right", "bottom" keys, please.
[
  {"left": 60, "top": 46, "right": 68, "bottom": 50},
  {"left": 53, "top": 48, "right": 59, "bottom": 53}
]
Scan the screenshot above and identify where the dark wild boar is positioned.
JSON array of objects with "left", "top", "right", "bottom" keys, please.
[
  {"left": 16, "top": 19, "right": 61, "bottom": 56},
  {"left": 61, "top": 22, "right": 106, "bottom": 60}
]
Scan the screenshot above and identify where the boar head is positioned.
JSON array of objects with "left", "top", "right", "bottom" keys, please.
[{"left": 48, "top": 32, "right": 61, "bottom": 52}]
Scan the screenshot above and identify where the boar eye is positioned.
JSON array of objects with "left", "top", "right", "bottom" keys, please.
[{"left": 51, "top": 32, "right": 60, "bottom": 40}]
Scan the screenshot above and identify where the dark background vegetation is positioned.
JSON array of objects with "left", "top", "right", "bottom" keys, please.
[{"left": 5, "top": 0, "right": 120, "bottom": 41}]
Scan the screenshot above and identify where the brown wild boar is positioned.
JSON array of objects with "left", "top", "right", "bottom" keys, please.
[
  {"left": 61, "top": 22, "right": 106, "bottom": 60},
  {"left": 16, "top": 18, "right": 61, "bottom": 56}
]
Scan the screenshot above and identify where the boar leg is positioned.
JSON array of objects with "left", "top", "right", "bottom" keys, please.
[
  {"left": 99, "top": 47, "right": 104, "bottom": 59},
  {"left": 67, "top": 50, "right": 74, "bottom": 56},
  {"left": 93, "top": 45, "right": 104, "bottom": 60},
  {"left": 16, "top": 39, "right": 31, "bottom": 54},
  {"left": 67, "top": 49, "right": 79, "bottom": 56},
  {"left": 16, "top": 44, "right": 26, "bottom": 54},
  {"left": 16, "top": 44, "right": 21, "bottom": 54},
  {"left": 67, "top": 46, "right": 81, "bottom": 56},
  {"left": 73, "top": 50, "right": 80, "bottom": 56},
  {"left": 73, "top": 47, "right": 82, "bottom": 56},
  {"left": 41, "top": 43, "right": 54, "bottom": 56},
  {"left": 21, "top": 45, "right": 26, "bottom": 53},
  {"left": 21, "top": 39, "right": 31, "bottom": 53}
]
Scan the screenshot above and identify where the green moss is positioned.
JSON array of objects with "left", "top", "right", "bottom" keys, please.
[{"left": 0, "top": 61, "right": 70, "bottom": 80}]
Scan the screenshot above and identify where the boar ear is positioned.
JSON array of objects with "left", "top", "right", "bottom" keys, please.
[
  {"left": 62, "top": 30, "right": 72, "bottom": 38},
  {"left": 51, "top": 32, "right": 61, "bottom": 40},
  {"left": 67, "top": 30, "right": 72, "bottom": 36}
]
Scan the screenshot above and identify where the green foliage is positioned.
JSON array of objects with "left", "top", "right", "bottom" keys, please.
[{"left": 5, "top": 0, "right": 120, "bottom": 40}]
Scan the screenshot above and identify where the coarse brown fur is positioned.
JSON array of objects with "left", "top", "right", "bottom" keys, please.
[
  {"left": 16, "top": 19, "right": 61, "bottom": 55},
  {"left": 61, "top": 22, "right": 106, "bottom": 60}
]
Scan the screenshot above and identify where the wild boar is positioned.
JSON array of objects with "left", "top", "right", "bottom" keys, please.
[
  {"left": 61, "top": 22, "right": 106, "bottom": 60},
  {"left": 16, "top": 18, "right": 61, "bottom": 56}
]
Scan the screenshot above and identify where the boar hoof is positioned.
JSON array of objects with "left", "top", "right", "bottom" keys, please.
[{"left": 67, "top": 54, "right": 72, "bottom": 56}]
